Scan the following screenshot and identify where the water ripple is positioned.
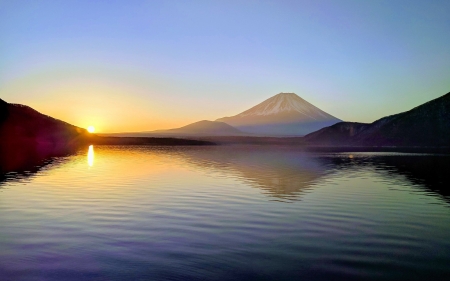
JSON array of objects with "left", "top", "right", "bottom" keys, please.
[{"left": 0, "top": 146, "right": 450, "bottom": 280}]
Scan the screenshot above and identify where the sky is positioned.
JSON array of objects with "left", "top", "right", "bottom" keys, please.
[{"left": 1, "top": 0, "right": 450, "bottom": 133}]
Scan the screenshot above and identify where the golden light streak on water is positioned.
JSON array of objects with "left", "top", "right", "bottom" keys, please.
[{"left": 88, "top": 145, "right": 94, "bottom": 167}]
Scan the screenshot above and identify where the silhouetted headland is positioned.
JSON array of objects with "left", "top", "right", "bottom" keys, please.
[
  {"left": 102, "top": 91, "right": 450, "bottom": 152},
  {"left": 0, "top": 98, "right": 215, "bottom": 150},
  {"left": 2, "top": 90, "right": 450, "bottom": 152},
  {"left": 304, "top": 91, "right": 450, "bottom": 147}
]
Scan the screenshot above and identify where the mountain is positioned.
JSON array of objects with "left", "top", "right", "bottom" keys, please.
[
  {"left": 0, "top": 99, "right": 215, "bottom": 148},
  {"left": 304, "top": 92, "right": 450, "bottom": 146},
  {"left": 216, "top": 93, "right": 342, "bottom": 136},
  {"left": 0, "top": 98, "right": 88, "bottom": 145},
  {"left": 148, "top": 120, "right": 248, "bottom": 137}
]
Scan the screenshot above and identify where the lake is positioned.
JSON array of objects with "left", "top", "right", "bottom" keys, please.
[{"left": 1, "top": 145, "right": 450, "bottom": 281}]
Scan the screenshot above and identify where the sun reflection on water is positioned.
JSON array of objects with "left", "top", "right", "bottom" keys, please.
[{"left": 88, "top": 145, "right": 94, "bottom": 167}]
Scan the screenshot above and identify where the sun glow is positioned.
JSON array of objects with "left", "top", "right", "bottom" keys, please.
[{"left": 87, "top": 126, "right": 95, "bottom": 133}]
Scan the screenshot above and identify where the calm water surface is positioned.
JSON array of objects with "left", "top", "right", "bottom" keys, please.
[{"left": 1, "top": 145, "right": 450, "bottom": 281}]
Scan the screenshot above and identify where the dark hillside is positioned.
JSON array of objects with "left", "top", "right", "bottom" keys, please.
[{"left": 304, "top": 92, "right": 450, "bottom": 147}]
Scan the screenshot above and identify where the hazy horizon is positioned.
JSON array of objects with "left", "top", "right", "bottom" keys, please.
[{"left": 1, "top": 1, "right": 450, "bottom": 133}]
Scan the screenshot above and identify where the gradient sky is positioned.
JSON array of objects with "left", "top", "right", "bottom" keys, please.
[{"left": 1, "top": 0, "right": 449, "bottom": 132}]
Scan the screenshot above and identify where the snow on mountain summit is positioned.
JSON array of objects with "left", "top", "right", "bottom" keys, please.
[
  {"left": 236, "top": 92, "right": 333, "bottom": 120},
  {"left": 216, "top": 92, "right": 342, "bottom": 136}
]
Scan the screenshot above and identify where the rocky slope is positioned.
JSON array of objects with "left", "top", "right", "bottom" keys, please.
[{"left": 304, "top": 92, "right": 450, "bottom": 146}]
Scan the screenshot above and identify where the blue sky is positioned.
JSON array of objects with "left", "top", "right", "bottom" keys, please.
[{"left": 1, "top": 0, "right": 449, "bottom": 132}]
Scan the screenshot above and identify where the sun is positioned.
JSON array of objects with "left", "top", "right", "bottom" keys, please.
[{"left": 87, "top": 126, "right": 95, "bottom": 133}]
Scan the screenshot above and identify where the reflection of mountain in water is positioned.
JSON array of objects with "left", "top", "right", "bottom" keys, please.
[
  {"left": 327, "top": 155, "right": 450, "bottom": 202},
  {"left": 0, "top": 142, "right": 81, "bottom": 186},
  {"left": 177, "top": 147, "right": 450, "bottom": 203},
  {"left": 1, "top": 144, "right": 449, "bottom": 203},
  {"left": 178, "top": 147, "right": 334, "bottom": 201}
]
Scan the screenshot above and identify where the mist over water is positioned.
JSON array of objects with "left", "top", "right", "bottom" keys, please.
[{"left": 1, "top": 146, "right": 450, "bottom": 281}]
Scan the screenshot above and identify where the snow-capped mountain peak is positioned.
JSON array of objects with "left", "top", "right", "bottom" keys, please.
[
  {"left": 236, "top": 93, "right": 333, "bottom": 120},
  {"left": 216, "top": 92, "right": 341, "bottom": 136}
]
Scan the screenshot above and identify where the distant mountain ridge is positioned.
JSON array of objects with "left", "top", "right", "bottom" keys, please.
[
  {"left": 149, "top": 120, "right": 248, "bottom": 136},
  {"left": 0, "top": 99, "right": 214, "bottom": 148},
  {"left": 304, "top": 92, "right": 450, "bottom": 146},
  {"left": 3, "top": 90, "right": 449, "bottom": 148},
  {"left": 109, "top": 93, "right": 340, "bottom": 137},
  {"left": 216, "top": 93, "right": 341, "bottom": 136}
]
